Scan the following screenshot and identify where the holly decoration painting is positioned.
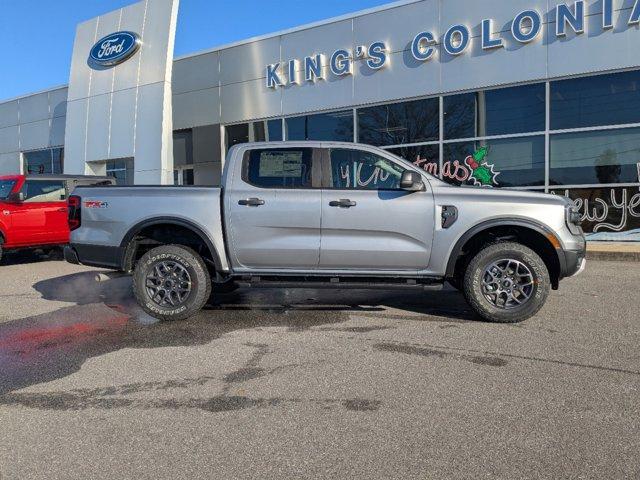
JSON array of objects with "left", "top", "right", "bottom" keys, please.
[{"left": 464, "top": 146, "right": 500, "bottom": 187}]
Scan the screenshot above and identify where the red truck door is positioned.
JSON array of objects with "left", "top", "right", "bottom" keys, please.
[{"left": 9, "top": 179, "right": 68, "bottom": 246}]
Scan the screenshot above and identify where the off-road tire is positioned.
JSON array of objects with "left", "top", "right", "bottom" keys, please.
[
  {"left": 462, "top": 242, "right": 550, "bottom": 323},
  {"left": 133, "top": 244, "right": 211, "bottom": 321},
  {"left": 0, "top": 245, "right": 3, "bottom": 264}
]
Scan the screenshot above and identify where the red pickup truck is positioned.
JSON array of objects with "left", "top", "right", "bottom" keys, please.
[{"left": 0, "top": 174, "right": 114, "bottom": 261}]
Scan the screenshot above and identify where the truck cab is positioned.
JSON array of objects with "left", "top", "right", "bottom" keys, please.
[{"left": 0, "top": 174, "right": 114, "bottom": 262}]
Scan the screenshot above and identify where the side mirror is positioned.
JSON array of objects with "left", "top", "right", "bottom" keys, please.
[
  {"left": 400, "top": 171, "right": 425, "bottom": 191},
  {"left": 7, "top": 192, "right": 25, "bottom": 203}
]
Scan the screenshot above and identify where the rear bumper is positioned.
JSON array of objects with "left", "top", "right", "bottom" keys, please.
[
  {"left": 64, "top": 244, "right": 123, "bottom": 270},
  {"left": 63, "top": 246, "right": 80, "bottom": 264}
]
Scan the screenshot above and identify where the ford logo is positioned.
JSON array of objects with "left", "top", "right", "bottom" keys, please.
[{"left": 89, "top": 31, "right": 141, "bottom": 67}]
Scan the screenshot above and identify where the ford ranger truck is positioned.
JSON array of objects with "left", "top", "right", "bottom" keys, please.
[
  {"left": 64, "top": 142, "right": 586, "bottom": 323},
  {"left": 0, "top": 174, "right": 114, "bottom": 262}
]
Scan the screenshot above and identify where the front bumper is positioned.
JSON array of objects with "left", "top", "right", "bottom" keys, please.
[{"left": 561, "top": 247, "right": 587, "bottom": 278}]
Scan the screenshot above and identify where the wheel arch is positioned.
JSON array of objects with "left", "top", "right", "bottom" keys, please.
[
  {"left": 445, "top": 218, "right": 565, "bottom": 289},
  {"left": 119, "top": 217, "right": 223, "bottom": 273}
]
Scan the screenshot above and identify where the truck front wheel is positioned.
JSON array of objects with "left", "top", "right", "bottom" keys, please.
[
  {"left": 133, "top": 244, "right": 211, "bottom": 321},
  {"left": 462, "top": 242, "right": 550, "bottom": 323}
]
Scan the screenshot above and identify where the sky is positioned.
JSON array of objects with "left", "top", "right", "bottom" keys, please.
[{"left": 0, "top": 0, "right": 391, "bottom": 101}]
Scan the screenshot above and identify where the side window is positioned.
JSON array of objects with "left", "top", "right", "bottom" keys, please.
[
  {"left": 244, "top": 148, "right": 313, "bottom": 188},
  {"left": 329, "top": 149, "right": 407, "bottom": 190},
  {"left": 22, "top": 180, "right": 66, "bottom": 203}
]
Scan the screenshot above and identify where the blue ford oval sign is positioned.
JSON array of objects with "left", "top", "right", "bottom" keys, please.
[{"left": 89, "top": 31, "right": 141, "bottom": 67}]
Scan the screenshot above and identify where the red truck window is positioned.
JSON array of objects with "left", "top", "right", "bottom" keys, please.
[
  {"left": 0, "top": 180, "right": 16, "bottom": 200},
  {"left": 22, "top": 180, "right": 66, "bottom": 203}
]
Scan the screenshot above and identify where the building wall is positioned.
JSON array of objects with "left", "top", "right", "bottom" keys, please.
[
  {"left": 171, "top": 0, "right": 640, "bottom": 125},
  {"left": 0, "top": 87, "right": 67, "bottom": 174},
  {"left": 65, "top": 0, "right": 179, "bottom": 185}
]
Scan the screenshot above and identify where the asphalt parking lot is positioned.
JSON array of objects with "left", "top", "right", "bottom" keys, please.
[{"left": 0, "top": 251, "right": 639, "bottom": 479}]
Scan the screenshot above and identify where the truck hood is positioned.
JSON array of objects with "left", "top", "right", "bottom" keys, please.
[{"left": 432, "top": 184, "right": 569, "bottom": 208}]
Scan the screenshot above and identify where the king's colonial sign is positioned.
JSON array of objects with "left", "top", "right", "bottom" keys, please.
[{"left": 266, "top": 0, "right": 640, "bottom": 88}]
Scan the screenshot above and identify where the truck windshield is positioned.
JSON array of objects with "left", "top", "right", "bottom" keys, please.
[{"left": 0, "top": 180, "right": 16, "bottom": 200}]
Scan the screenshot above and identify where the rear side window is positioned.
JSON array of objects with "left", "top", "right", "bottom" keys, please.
[
  {"left": 328, "top": 148, "right": 407, "bottom": 190},
  {"left": 22, "top": 180, "right": 66, "bottom": 203},
  {"left": 244, "top": 148, "right": 313, "bottom": 188}
]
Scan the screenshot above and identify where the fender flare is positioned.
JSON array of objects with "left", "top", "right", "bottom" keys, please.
[
  {"left": 445, "top": 218, "right": 564, "bottom": 278},
  {"left": 119, "top": 217, "right": 223, "bottom": 271}
]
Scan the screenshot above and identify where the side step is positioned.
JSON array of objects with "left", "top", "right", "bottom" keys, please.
[{"left": 235, "top": 275, "right": 444, "bottom": 291}]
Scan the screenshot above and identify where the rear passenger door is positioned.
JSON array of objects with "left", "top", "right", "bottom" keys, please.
[
  {"left": 226, "top": 146, "right": 322, "bottom": 271},
  {"left": 319, "top": 147, "right": 434, "bottom": 272}
]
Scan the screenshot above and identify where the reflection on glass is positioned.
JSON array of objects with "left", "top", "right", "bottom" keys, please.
[
  {"left": 252, "top": 119, "right": 283, "bottom": 142},
  {"left": 444, "top": 83, "right": 545, "bottom": 139},
  {"left": 23, "top": 149, "right": 65, "bottom": 175},
  {"left": 443, "top": 136, "right": 545, "bottom": 187},
  {"left": 329, "top": 149, "right": 406, "bottom": 190},
  {"left": 358, "top": 98, "right": 439, "bottom": 146},
  {"left": 173, "top": 130, "right": 193, "bottom": 167},
  {"left": 551, "top": 70, "right": 640, "bottom": 130},
  {"left": 225, "top": 123, "right": 249, "bottom": 150},
  {"left": 106, "top": 159, "right": 134, "bottom": 185},
  {"left": 286, "top": 110, "right": 354, "bottom": 142},
  {"left": 550, "top": 127, "right": 640, "bottom": 185},
  {"left": 0, "top": 180, "right": 16, "bottom": 199}
]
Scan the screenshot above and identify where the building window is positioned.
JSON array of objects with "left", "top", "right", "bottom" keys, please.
[
  {"left": 444, "top": 83, "right": 545, "bottom": 139},
  {"left": 386, "top": 144, "right": 440, "bottom": 178},
  {"left": 173, "top": 129, "right": 194, "bottom": 167},
  {"left": 285, "top": 110, "right": 354, "bottom": 142},
  {"left": 549, "top": 127, "right": 640, "bottom": 185},
  {"left": 106, "top": 159, "right": 134, "bottom": 185},
  {"left": 550, "top": 187, "right": 640, "bottom": 240},
  {"left": 225, "top": 119, "right": 282, "bottom": 152},
  {"left": 23, "top": 147, "right": 64, "bottom": 175},
  {"left": 357, "top": 98, "right": 439, "bottom": 146},
  {"left": 174, "top": 166, "right": 194, "bottom": 185},
  {"left": 551, "top": 70, "right": 640, "bottom": 130},
  {"left": 253, "top": 119, "right": 283, "bottom": 142},
  {"left": 225, "top": 123, "right": 249, "bottom": 150},
  {"left": 443, "top": 136, "right": 545, "bottom": 187}
]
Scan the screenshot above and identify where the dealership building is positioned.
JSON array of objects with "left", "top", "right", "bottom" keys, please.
[{"left": 0, "top": 0, "right": 639, "bottom": 239}]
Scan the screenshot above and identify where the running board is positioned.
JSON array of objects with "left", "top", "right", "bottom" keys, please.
[{"left": 235, "top": 275, "right": 444, "bottom": 291}]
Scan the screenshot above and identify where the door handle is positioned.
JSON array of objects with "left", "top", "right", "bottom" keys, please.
[
  {"left": 238, "top": 198, "right": 265, "bottom": 207},
  {"left": 329, "top": 199, "right": 357, "bottom": 208},
  {"left": 57, "top": 207, "right": 68, "bottom": 212}
]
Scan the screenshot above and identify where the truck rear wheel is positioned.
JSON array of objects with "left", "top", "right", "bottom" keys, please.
[
  {"left": 133, "top": 244, "right": 211, "bottom": 321},
  {"left": 462, "top": 242, "right": 550, "bottom": 323}
]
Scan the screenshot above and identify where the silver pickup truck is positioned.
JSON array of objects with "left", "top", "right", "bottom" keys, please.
[{"left": 65, "top": 141, "right": 586, "bottom": 323}]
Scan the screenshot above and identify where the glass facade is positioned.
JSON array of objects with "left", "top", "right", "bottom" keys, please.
[
  {"left": 23, "top": 147, "right": 64, "bottom": 175},
  {"left": 223, "top": 69, "right": 640, "bottom": 238},
  {"left": 106, "top": 159, "right": 134, "bottom": 185},
  {"left": 285, "top": 110, "right": 353, "bottom": 142}
]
